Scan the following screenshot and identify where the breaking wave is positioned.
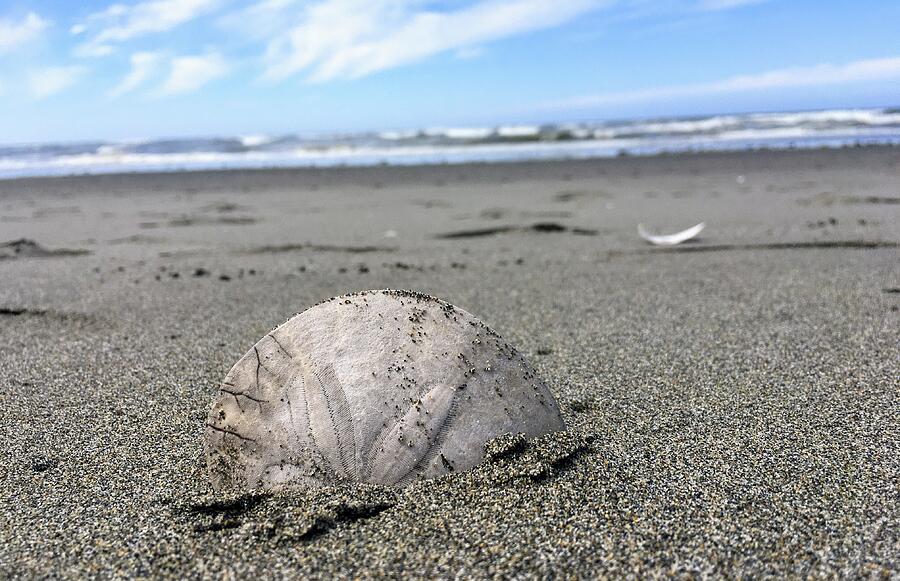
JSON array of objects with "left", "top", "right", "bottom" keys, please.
[{"left": 2, "top": 107, "right": 898, "bottom": 178}]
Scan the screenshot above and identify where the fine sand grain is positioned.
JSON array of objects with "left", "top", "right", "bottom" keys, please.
[{"left": 1, "top": 147, "right": 898, "bottom": 578}]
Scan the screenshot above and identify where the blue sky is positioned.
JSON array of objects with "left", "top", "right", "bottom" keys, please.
[{"left": 0, "top": 0, "right": 898, "bottom": 143}]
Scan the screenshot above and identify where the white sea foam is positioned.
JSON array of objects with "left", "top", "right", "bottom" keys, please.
[
  {"left": 749, "top": 109, "right": 900, "bottom": 127},
  {"left": 440, "top": 127, "right": 495, "bottom": 140},
  {"left": 496, "top": 125, "right": 541, "bottom": 137},
  {"left": 378, "top": 130, "right": 420, "bottom": 141},
  {"left": 239, "top": 134, "right": 273, "bottom": 148},
  {"left": 1, "top": 107, "right": 898, "bottom": 178}
]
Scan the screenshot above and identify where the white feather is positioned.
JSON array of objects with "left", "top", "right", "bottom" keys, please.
[{"left": 637, "top": 222, "right": 705, "bottom": 246}]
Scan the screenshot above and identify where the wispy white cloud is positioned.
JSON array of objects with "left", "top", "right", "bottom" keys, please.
[
  {"left": 157, "top": 52, "right": 229, "bottom": 95},
  {"left": 74, "top": 0, "right": 220, "bottom": 57},
  {"left": 73, "top": 42, "right": 116, "bottom": 58},
  {"left": 107, "top": 50, "right": 230, "bottom": 98},
  {"left": 218, "top": 0, "right": 301, "bottom": 41},
  {"left": 27, "top": 66, "right": 85, "bottom": 99},
  {"left": 537, "top": 56, "right": 900, "bottom": 111},
  {"left": 109, "top": 51, "right": 164, "bottom": 97},
  {"left": 0, "top": 12, "right": 50, "bottom": 54},
  {"left": 256, "top": 0, "right": 608, "bottom": 82}
]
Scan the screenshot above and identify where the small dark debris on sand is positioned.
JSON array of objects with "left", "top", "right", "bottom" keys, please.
[
  {"left": 30, "top": 456, "right": 58, "bottom": 473},
  {"left": 0, "top": 238, "right": 90, "bottom": 260},
  {"left": 385, "top": 261, "right": 418, "bottom": 271},
  {"left": 807, "top": 217, "right": 838, "bottom": 229},
  {"left": 435, "top": 222, "right": 597, "bottom": 239},
  {"left": 567, "top": 398, "right": 597, "bottom": 413},
  {"left": 883, "top": 288, "right": 900, "bottom": 294}
]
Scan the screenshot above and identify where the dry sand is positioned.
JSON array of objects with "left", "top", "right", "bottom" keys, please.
[{"left": 1, "top": 147, "right": 898, "bottom": 578}]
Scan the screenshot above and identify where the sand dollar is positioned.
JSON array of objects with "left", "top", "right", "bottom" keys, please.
[{"left": 204, "top": 290, "right": 566, "bottom": 491}]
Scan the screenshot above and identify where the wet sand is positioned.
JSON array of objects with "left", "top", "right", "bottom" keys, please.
[{"left": 1, "top": 147, "right": 898, "bottom": 578}]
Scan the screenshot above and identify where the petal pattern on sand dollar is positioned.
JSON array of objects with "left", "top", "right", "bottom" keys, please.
[
  {"left": 367, "top": 383, "right": 459, "bottom": 485},
  {"left": 301, "top": 359, "right": 359, "bottom": 480}
]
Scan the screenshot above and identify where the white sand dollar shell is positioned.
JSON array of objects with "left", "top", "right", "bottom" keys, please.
[{"left": 204, "top": 290, "right": 566, "bottom": 491}]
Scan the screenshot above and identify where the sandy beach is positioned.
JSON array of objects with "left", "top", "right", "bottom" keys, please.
[{"left": 1, "top": 147, "right": 898, "bottom": 577}]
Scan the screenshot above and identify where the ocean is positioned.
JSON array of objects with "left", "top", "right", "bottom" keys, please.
[{"left": 1, "top": 107, "right": 898, "bottom": 179}]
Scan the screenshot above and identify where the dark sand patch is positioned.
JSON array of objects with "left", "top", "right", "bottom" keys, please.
[
  {"left": 521, "top": 210, "right": 574, "bottom": 219},
  {"left": 197, "top": 202, "right": 251, "bottom": 214},
  {"left": 799, "top": 192, "right": 900, "bottom": 206},
  {"left": 436, "top": 226, "right": 517, "bottom": 238},
  {"left": 435, "top": 222, "right": 597, "bottom": 239},
  {"left": 0, "top": 307, "right": 48, "bottom": 316},
  {"left": 0, "top": 306, "right": 101, "bottom": 327},
  {"left": 412, "top": 199, "right": 451, "bottom": 209},
  {"left": 169, "top": 216, "right": 257, "bottom": 227},
  {"left": 32, "top": 206, "right": 82, "bottom": 218},
  {"left": 530, "top": 222, "right": 568, "bottom": 232},
  {"left": 566, "top": 397, "right": 598, "bottom": 414},
  {"left": 635, "top": 240, "right": 899, "bottom": 254},
  {"left": 140, "top": 216, "right": 257, "bottom": 229},
  {"left": 0, "top": 238, "right": 90, "bottom": 260},
  {"left": 554, "top": 190, "right": 613, "bottom": 203},
  {"left": 108, "top": 234, "right": 166, "bottom": 245},
  {"left": 138, "top": 211, "right": 173, "bottom": 218},
  {"left": 480, "top": 208, "right": 506, "bottom": 220},
  {"left": 247, "top": 243, "right": 396, "bottom": 254},
  {"left": 158, "top": 250, "right": 206, "bottom": 258}
]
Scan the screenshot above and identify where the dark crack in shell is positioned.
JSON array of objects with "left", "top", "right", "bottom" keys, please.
[{"left": 204, "top": 289, "right": 566, "bottom": 491}]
